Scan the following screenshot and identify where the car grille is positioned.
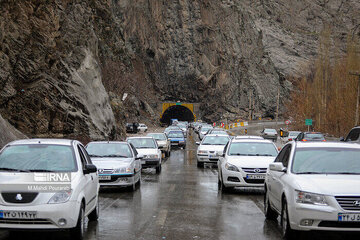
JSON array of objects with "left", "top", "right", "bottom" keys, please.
[
  {"left": 2, "top": 192, "right": 38, "bottom": 204},
  {"left": 242, "top": 168, "right": 267, "bottom": 174},
  {"left": 98, "top": 169, "right": 115, "bottom": 174},
  {"left": 318, "top": 221, "right": 360, "bottom": 228},
  {"left": 335, "top": 196, "right": 360, "bottom": 211},
  {"left": 243, "top": 178, "right": 265, "bottom": 184},
  {"left": 0, "top": 218, "right": 52, "bottom": 225},
  {"left": 101, "top": 175, "right": 129, "bottom": 183}
]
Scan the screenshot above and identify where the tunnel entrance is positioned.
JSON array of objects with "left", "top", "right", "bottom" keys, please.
[{"left": 160, "top": 105, "right": 195, "bottom": 126}]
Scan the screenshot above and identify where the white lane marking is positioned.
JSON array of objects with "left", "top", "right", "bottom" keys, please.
[{"left": 157, "top": 209, "right": 168, "bottom": 226}]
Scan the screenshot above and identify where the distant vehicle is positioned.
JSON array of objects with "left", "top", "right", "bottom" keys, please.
[
  {"left": 341, "top": 126, "right": 360, "bottom": 143},
  {"left": 86, "top": 141, "right": 142, "bottom": 191},
  {"left": 199, "top": 126, "right": 213, "bottom": 140},
  {"left": 177, "top": 122, "right": 188, "bottom": 136},
  {"left": 147, "top": 133, "right": 171, "bottom": 157},
  {"left": 0, "top": 139, "right": 99, "bottom": 239},
  {"left": 283, "top": 131, "right": 301, "bottom": 143},
  {"left": 170, "top": 119, "right": 178, "bottom": 125},
  {"left": 196, "top": 134, "right": 230, "bottom": 168},
  {"left": 138, "top": 123, "right": 148, "bottom": 132},
  {"left": 265, "top": 141, "right": 360, "bottom": 238},
  {"left": 126, "top": 122, "right": 139, "bottom": 133},
  {"left": 295, "top": 132, "right": 326, "bottom": 142},
  {"left": 164, "top": 125, "right": 181, "bottom": 136},
  {"left": 167, "top": 130, "right": 186, "bottom": 148},
  {"left": 261, "top": 128, "right": 278, "bottom": 142},
  {"left": 127, "top": 137, "right": 162, "bottom": 174},
  {"left": 206, "top": 128, "right": 229, "bottom": 136},
  {"left": 218, "top": 139, "right": 278, "bottom": 192},
  {"left": 235, "top": 135, "right": 264, "bottom": 140}
]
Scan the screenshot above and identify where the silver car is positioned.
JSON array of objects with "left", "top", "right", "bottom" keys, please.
[
  {"left": 147, "top": 133, "right": 171, "bottom": 157},
  {"left": 0, "top": 139, "right": 99, "bottom": 239},
  {"left": 196, "top": 134, "right": 230, "bottom": 167},
  {"left": 86, "top": 141, "right": 142, "bottom": 191}
]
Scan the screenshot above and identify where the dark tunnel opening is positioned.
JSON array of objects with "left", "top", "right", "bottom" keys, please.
[{"left": 160, "top": 105, "right": 195, "bottom": 125}]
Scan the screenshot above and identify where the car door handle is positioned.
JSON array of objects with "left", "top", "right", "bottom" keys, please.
[{"left": 91, "top": 175, "right": 94, "bottom": 181}]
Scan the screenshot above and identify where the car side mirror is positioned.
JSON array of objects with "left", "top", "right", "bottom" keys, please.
[
  {"left": 136, "top": 154, "right": 144, "bottom": 160},
  {"left": 84, "top": 164, "right": 97, "bottom": 174},
  {"left": 196, "top": 142, "right": 200, "bottom": 145},
  {"left": 339, "top": 137, "right": 345, "bottom": 142},
  {"left": 269, "top": 163, "right": 287, "bottom": 173}
]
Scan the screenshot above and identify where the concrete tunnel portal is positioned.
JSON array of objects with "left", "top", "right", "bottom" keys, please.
[{"left": 160, "top": 105, "right": 195, "bottom": 125}]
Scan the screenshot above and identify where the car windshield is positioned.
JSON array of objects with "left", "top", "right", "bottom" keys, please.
[
  {"left": 127, "top": 138, "right": 156, "bottom": 149},
  {"left": 0, "top": 144, "right": 77, "bottom": 172},
  {"left": 201, "top": 127, "right": 212, "bottom": 133},
  {"left": 292, "top": 148, "right": 360, "bottom": 174},
  {"left": 228, "top": 142, "right": 278, "bottom": 156},
  {"left": 211, "top": 131, "right": 227, "bottom": 135},
  {"left": 289, "top": 132, "right": 301, "bottom": 137},
  {"left": 147, "top": 134, "right": 167, "bottom": 140},
  {"left": 86, "top": 143, "right": 132, "bottom": 158},
  {"left": 202, "top": 136, "right": 229, "bottom": 145},
  {"left": 168, "top": 132, "right": 184, "bottom": 138},
  {"left": 264, "top": 129, "right": 277, "bottom": 133},
  {"left": 304, "top": 133, "right": 325, "bottom": 140}
]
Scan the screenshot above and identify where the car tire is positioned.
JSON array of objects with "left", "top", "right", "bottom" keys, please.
[
  {"left": 71, "top": 203, "right": 85, "bottom": 240},
  {"left": 197, "top": 162, "right": 204, "bottom": 168},
  {"left": 264, "top": 189, "right": 278, "bottom": 220},
  {"left": 88, "top": 197, "right": 99, "bottom": 221},
  {"left": 156, "top": 164, "right": 162, "bottom": 174},
  {"left": 220, "top": 173, "right": 233, "bottom": 193},
  {"left": 281, "top": 198, "right": 297, "bottom": 239}
]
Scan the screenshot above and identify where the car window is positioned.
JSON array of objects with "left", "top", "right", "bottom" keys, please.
[
  {"left": 127, "top": 138, "right": 157, "bottom": 149},
  {"left": 86, "top": 143, "right": 133, "bottom": 158},
  {"left": 202, "top": 136, "right": 229, "bottom": 145},
  {"left": 228, "top": 142, "right": 278, "bottom": 157},
  {"left": 304, "top": 133, "right": 325, "bottom": 140},
  {"left": 281, "top": 145, "right": 291, "bottom": 167},
  {"left": 77, "top": 145, "right": 88, "bottom": 169},
  {"left": 79, "top": 145, "right": 93, "bottom": 164},
  {"left": 0, "top": 144, "right": 77, "bottom": 172},
  {"left": 346, "top": 129, "right": 360, "bottom": 142},
  {"left": 147, "top": 133, "right": 167, "bottom": 140},
  {"left": 168, "top": 131, "right": 184, "bottom": 138},
  {"left": 275, "top": 145, "right": 289, "bottom": 163}
]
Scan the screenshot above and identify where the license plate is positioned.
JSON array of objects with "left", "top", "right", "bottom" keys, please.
[
  {"left": 99, "top": 175, "right": 111, "bottom": 180},
  {"left": 338, "top": 213, "right": 360, "bottom": 222},
  {"left": 141, "top": 160, "right": 146, "bottom": 164},
  {"left": 0, "top": 211, "right": 37, "bottom": 219},
  {"left": 246, "top": 174, "right": 265, "bottom": 179}
]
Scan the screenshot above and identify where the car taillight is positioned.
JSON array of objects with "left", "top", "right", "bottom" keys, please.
[
  {"left": 302, "top": 139, "right": 307, "bottom": 141},
  {"left": 323, "top": 140, "right": 326, "bottom": 142},
  {"left": 288, "top": 138, "right": 292, "bottom": 141}
]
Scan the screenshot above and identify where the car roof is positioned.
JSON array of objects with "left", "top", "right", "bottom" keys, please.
[
  {"left": 87, "top": 141, "right": 128, "bottom": 144},
  {"left": 295, "top": 141, "right": 360, "bottom": 149},
  {"left": 7, "top": 138, "right": 74, "bottom": 146},
  {"left": 127, "top": 136, "right": 154, "bottom": 139},
  {"left": 235, "top": 135, "right": 264, "bottom": 139},
  {"left": 304, "top": 132, "right": 323, "bottom": 134},
  {"left": 231, "top": 139, "right": 274, "bottom": 144},
  {"left": 147, "top": 133, "right": 166, "bottom": 135},
  {"left": 205, "top": 134, "right": 230, "bottom": 137}
]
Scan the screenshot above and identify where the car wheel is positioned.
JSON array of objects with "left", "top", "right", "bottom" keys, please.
[
  {"left": 197, "top": 162, "right": 204, "bottom": 168},
  {"left": 88, "top": 197, "right": 99, "bottom": 221},
  {"left": 220, "top": 173, "right": 233, "bottom": 193},
  {"left": 71, "top": 203, "right": 85, "bottom": 240},
  {"left": 156, "top": 164, "right": 162, "bottom": 174},
  {"left": 281, "top": 198, "right": 296, "bottom": 239},
  {"left": 264, "top": 189, "right": 278, "bottom": 220}
]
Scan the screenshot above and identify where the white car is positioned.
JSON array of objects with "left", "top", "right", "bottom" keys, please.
[
  {"left": 0, "top": 139, "right": 99, "bottom": 239},
  {"left": 234, "top": 135, "right": 264, "bottom": 140},
  {"left": 199, "top": 126, "right": 213, "bottom": 140},
  {"left": 265, "top": 141, "right": 360, "bottom": 238},
  {"left": 281, "top": 131, "right": 301, "bottom": 144},
  {"left": 196, "top": 134, "right": 230, "bottom": 168},
  {"left": 86, "top": 141, "right": 142, "bottom": 191},
  {"left": 127, "top": 137, "right": 162, "bottom": 174},
  {"left": 218, "top": 139, "right": 278, "bottom": 192},
  {"left": 138, "top": 123, "right": 148, "bottom": 132},
  {"left": 147, "top": 133, "right": 171, "bottom": 157}
]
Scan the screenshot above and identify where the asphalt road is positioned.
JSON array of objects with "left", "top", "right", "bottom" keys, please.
[{"left": 1, "top": 123, "right": 359, "bottom": 239}]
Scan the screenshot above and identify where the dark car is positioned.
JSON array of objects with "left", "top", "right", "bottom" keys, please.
[
  {"left": 126, "top": 123, "right": 139, "bottom": 133},
  {"left": 295, "top": 132, "right": 326, "bottom": 142},
  {"left": 167, "top": 130, "right": 186, "bottom": 148},
  {"left": 341, "top": 126, "right": 360, "bottom": 143}
]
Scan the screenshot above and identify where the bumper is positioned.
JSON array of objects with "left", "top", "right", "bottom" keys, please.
[
  {"left": 197, "top": 155, "right": 219, "bottom": 164},
  {"left": 170, "top": 141, "right": 185, "bottom": 146},
  {"left": 141, "top": 159, "right": 160, "bottom": 168},
  {"left": 99, "top": 174, "right": 136, "bottom": 187},
  {"left": 221, "top": 168, "right": 265, "bottom": 187},
  {"left": 289, "top": 202, "right": 360, "bottom": 231},
  {"left": 0, "top": 200, "right": 80, "bottom": 230}
]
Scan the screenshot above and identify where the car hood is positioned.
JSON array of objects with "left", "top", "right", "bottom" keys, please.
[
  {"left": 226, "top": 156, "right": 276, "bottom": 168},
  {"left": 294, "top": 175, "right": 360, "bottom": 195},
  {"left": 136, "top": 149, "right": 159, "bottom": 155},
  {"left": 91, "top": 158, "right": 133, "bottom": 169},
  {"left": 198, "top": 145, "right": 226, "bottom": 152}
]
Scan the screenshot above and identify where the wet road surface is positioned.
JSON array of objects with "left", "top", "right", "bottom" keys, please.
[{"left": 1, "top": 127, "right": 360, "bottom": 239}]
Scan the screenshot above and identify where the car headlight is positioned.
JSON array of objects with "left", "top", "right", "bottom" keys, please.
[
  {"left": 225, "top": 163, "right": 239, "bottom": 172},
  {"left": 146, "top": 154, "right": 158, "bottom": 159},
  {"left": 48, "top": 190, "right": 72, "bottom": 204},
  {"left": 114, "top": 168, "right": 126, "bottom": 173},
  {"left": 295, "top": 190, "right": 328, "bottom": 206},
  {"left": 198, "top": 150, "right": 207, "bottom": 154}
]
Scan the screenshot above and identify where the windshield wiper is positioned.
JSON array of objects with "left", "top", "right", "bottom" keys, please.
[
  {"left": 296, "top": 172, "right": 323, "bottom": 174},
  {"left": 256, "top": 154, "right": 273, "bottom": 156},
  {"left": 0, "top": 168, "right": 30, "bottom": 172},
  {"left": 326, "top": 172, "right": 360, "bottom": 175},
  {"left": 89, "top": 154, "right": 104, "bottom": 158},
  {"left": 28, "top": 169, "right": 55, "bottom": 172},
  {"left": 102, "top": 154, "right": 128, "bottom": 158},
  {"left": 230, "top": 153, "right": 248, "bottom": 156}
]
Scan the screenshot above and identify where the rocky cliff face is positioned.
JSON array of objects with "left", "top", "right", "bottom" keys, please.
[{"left": 0, "top": 0, "right": 359, "bottom": 139}]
